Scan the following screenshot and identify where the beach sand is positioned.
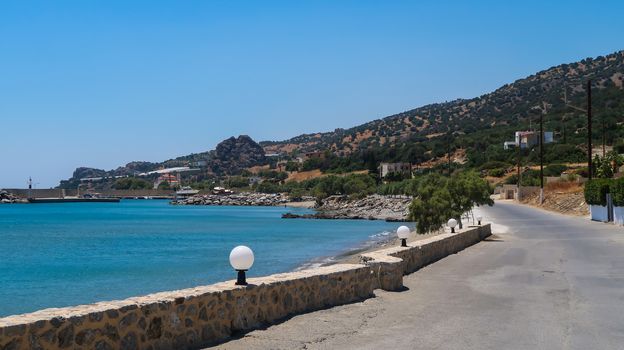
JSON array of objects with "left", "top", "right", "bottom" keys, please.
[
  {"left": 294, "top": 228, "right": 444, "bottom": 270},
  {"left": 334, "top": 230, "right": 443, "bottom": 264}
]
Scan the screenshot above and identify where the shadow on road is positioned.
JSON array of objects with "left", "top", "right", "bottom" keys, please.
[{"left": 483, "top": 234, "right": 504, "bottom": 242}]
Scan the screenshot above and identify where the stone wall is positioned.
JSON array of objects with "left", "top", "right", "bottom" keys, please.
[{"left": 0, "top": 225, "right": 491, "bottom": 350}]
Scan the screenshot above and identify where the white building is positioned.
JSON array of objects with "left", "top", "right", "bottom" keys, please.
[
  {"left": 379, "top": 162, "right": 412, "bottom": 178},
  {"left": 504, "top": 131, "right": 554, "bottom": 150}
]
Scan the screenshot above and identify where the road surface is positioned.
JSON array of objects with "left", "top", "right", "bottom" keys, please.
[{"left": 213, "top": 201, "right": 624, "bottom": 349}]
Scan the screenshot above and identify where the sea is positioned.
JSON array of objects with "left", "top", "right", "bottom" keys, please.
[{"left": 0, "top": 200, "right": 406, "bottom": 317}]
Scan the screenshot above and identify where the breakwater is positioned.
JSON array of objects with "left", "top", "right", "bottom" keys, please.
[
  {"left": 0, "top": 224, "right": 490, "bottom": 349},
  {"left": 4, "top": 189, "right": 177, "bottom": 199}
]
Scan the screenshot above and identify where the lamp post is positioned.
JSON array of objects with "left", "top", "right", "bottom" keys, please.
[
  {"left": 229, "top": 246, "right": 254, "bottom": 285},
  {"left": 397, "top": 226, "right": 410, "bottom": 247},
  {"left": 448, "top": 218, "right": 458, "bottom": 233},
  {"left": 476, "top": 215, "right": 483, "bottom": 226}
]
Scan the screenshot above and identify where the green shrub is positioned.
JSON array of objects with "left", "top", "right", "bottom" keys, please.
[
  {"left": 487, "top": 168, "right": 506, "bottom": 177},
  {"left": 610, "top": 178, "right": 624, "bottom": 207},
  {"left": 584, "top": 179, "right": 612, "bottom": 206},
  {"left": 543, "top": 164, "right": 568, "bottom": 177},
  {"left": 256, "top": 181, "right": 282, "bottom": 193},
  {"left": 114, "top": 178, "right": 153, "bottom": 190},
  {"left": 479, "top": 161, "right": 510, "bottom": 170}
]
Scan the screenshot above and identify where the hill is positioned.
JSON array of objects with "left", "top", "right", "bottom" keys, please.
[
  {"left": 59, "top": 50, "right": 624, "bottom": 188},
  {"left": 59, "top": 135, "right": 266, "bottom": 189},
  {"left": 261, "top": 50, "right": 624, "bottom": 164}
]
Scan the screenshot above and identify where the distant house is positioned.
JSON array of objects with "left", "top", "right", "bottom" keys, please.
[
  {"left": 379, "top": 162, "right": 412, "bottom": 179},
  {"left": 248, "top": 176, "right": 263, "bottom": 186},
  {"left": 504, "top": 131, "right": 554, "bottom": 150},
  {"left": 192, "top": 160, "right": 208, "bottom": 167},
  {"left": 304, "top": 151, "right": 325, "bottom": 160},
  {"left": 154, "top": 173, "right": 179, "bottom": 189}
]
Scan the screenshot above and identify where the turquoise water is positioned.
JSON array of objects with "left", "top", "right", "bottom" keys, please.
[{"left": 0, "top": 200, "right": 403, "bottom": 317}]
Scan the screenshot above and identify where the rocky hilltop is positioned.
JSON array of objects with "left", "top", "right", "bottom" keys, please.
[
  {"left": 59, "top": 135, "right": 267, "bottom": 189},
  {"left": 211, "top": 135, "right": 266, "bottom": 174}
]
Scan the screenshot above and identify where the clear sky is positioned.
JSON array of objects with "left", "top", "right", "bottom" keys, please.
[{"left": 1, "top": 0, "right": 623, "bottom": 188}]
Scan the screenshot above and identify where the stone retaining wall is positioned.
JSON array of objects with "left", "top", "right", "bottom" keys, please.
[{"left": 0, "top": 225, "right": 491, "bottom": 350}]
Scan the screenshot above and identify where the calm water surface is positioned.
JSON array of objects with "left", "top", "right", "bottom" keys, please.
[{"left": 0, "top": 200, "right": 403, "bottom": 316}]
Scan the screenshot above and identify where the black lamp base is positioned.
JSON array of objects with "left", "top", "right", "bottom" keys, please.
[
  {"left": 478, "top": 220, "right": 481, "bottom": 226},
  {"left": 235, "top": 270, "right": 247, "bottom": 285},
  {"left": 451, "top": 227, "right": 455, "bottom": 233},
  {"left": 401, "top": 238, "right": 407, "bottom": 247}
]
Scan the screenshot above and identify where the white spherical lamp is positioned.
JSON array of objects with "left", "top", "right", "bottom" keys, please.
[
  {"left": 229, "top": 245, "right": 254, "bottom": 285},
  {"left": 397, "top": 226, "right": 410, "bottom": 247},
  {"left": 447, "top": 218, "right": 458, "bottom": 233},
  {"left": 476, "top": 215, "right": 483, "bottom": 226}
]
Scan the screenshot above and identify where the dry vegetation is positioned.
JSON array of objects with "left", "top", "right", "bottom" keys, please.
[{"left": 522, "top": 181, "right": 588, "bottom": 216}]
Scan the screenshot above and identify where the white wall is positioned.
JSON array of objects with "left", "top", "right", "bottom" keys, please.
[{"left": 590, "top": 205, "right": 609, "bottom": 222}]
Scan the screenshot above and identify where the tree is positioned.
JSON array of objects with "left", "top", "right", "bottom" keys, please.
[
  {"left": 285, "top": 161, "right": 300, "bottom": 172},
  {"left": 409, "top": 174, "right": 452, "bottom": 234},
  {"left": 409, "top": 172, "right": 492, "bottom": 233},
  {"left": 113, "top": 177, "right": 153, "bottom": 190},
  {"left": 157, "top": 181, "right": 171, "bottom": 190},
  {"left": 448, "top": 171, "right": 493, "bottom": 228}
]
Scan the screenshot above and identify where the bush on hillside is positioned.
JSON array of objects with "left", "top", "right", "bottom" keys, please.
[
  {"left": 543, "top": 164, "right": 568, "bottom": 177},
  {"left": 113, "top": 178, "right": 153, "bottom": 190},
  {"left": 487, "top": 168, "right": 506, "bottom": 177},
  {"left": 480, "top": 161, "right": 511, "bottom": 170}
]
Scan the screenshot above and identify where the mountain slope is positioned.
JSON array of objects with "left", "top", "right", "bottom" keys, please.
[
  {"left": 60, "top": 50, "right": 624, "bottom": 188},
  {"left": 261, "top": 50, "right": 624, "bottom": 155}
]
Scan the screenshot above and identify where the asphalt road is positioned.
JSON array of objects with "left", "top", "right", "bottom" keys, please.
[{"left": 213, "top": 201, "right": 624, "bottom": 349}]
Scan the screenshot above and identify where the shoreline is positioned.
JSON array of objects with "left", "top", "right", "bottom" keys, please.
[{"left": 295, "top": 225, "right": 443, "bottom": 270}]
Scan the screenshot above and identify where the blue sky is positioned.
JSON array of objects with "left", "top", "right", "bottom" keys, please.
[{"left": 1, "top": 0, "right": 623, "bottom": 188}]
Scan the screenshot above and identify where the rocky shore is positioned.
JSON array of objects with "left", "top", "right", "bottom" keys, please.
[
  {"left": 171, "top": 192, "right": 291, "bottom": 206},
  {"left": 283, "top": 194, "right": 413, "bottom": 221},
  {"left": 172, "top": 192, "right": 412, "bottom": 221},
  {"left": 0, "top": 190, "right": 23, "bottom": 204}
]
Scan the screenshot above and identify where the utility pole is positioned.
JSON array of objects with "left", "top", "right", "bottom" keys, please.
[
  {"left": 447, "top": 137, "right": 452, "bottom": 176},
  {"left": 602, "top": 116, "right": 606, "bottom": 157},
  {"left": 564, "top": 80, "right": 592, "bottom": 177},
  {"left": 563, "top": 86, "right": 567, "bottom": 144},
  {"left": 517, "top": 143, "right": 521, "bottom": 201},
  {"left": 540, "top": 106, "right": 544, "bottom": 204},
  {"left": 588, "top": 80, "right": 593, "bottom": 180}
]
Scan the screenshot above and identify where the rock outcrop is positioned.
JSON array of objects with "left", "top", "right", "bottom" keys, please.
[
  {"left": 283, "top": 195, "right": 413, "bottom": 221},
  {"left": 210, "top": 135, "right": 266, "bottom": 175},
  {"left": 0, "top": 190, "right": 23, "bottom": 203}
]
